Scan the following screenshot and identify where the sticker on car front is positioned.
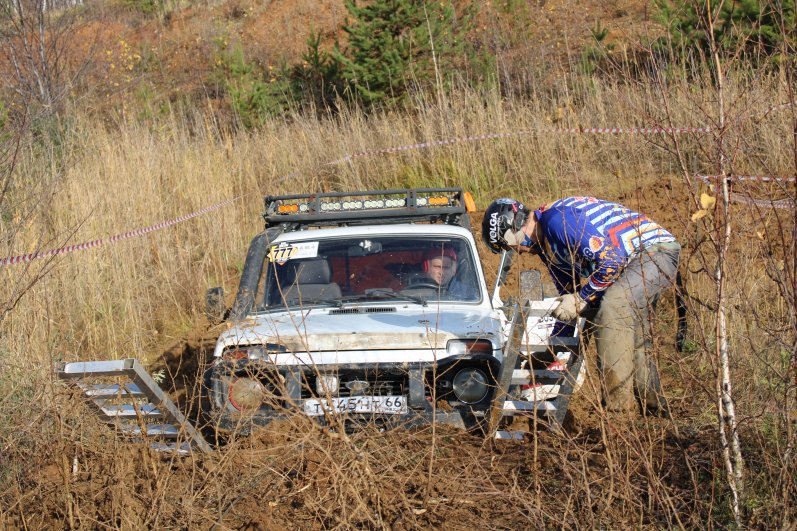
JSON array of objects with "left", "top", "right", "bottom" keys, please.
[{"left": 268, "top": 241, "right": 319, "bottom": 264}]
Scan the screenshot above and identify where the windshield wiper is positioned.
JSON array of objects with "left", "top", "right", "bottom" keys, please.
[
  {"left": 365, "top": 289, "right": 428, "bottom": 306},
  {"left": 264, "top": 299, "right": 344, "bottom": 311},
  {"left": 336, "top": 289, "right": 428, "bottom": 307}
]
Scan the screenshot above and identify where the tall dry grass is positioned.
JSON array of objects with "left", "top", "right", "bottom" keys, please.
[{"left": 0, "top": 74, "right": 795, "bottom": 527}]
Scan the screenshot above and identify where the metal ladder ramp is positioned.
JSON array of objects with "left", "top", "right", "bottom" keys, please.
[
  {"left": 492, "top": 330, "right": 584, "bottom": 439},
  {"left": 57, "top": 358, "right": 211, "bottom": 454},
  {"left": 489, "top": 270, "right": 586, "bottom": 440}
]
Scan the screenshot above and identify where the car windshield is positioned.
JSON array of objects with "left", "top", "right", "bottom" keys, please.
[{"left": 258, "top": 235, "right": 481, "bottom": 310}]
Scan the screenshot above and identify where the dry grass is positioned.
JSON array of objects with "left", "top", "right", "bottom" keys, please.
[{"left": 0, "top": 74, "right": 795, "bottom": 527}]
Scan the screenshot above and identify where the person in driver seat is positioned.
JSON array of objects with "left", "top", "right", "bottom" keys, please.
[
  {"left": 407, "top": 247, "right": 475, "bottom": 301},
  {"left": 421, "top": 247, "right": 458, "bottom": 288}
]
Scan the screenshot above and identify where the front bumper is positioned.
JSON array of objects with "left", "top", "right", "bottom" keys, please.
[{"left": 207, "top": 358, "right": 499, "bottom": 434}]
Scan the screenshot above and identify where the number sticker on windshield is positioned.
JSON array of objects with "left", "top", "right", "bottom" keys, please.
[{"left": 268, "top": 241, "right": 319, "bottom": 264}]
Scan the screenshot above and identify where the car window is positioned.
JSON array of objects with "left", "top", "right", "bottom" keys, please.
[{"left": 257, "top": 236, "right": 481, "bottom": 310}]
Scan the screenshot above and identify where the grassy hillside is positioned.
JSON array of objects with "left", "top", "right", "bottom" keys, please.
[
  {"left": 1, "top": 0, "right": 658, "bottom": 123},
  {"left": 0, "top": 0, "right": 795, "bottom": 527}
]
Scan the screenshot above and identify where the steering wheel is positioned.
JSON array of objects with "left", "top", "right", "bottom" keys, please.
[{"left": 407, "top": 279, "right": 443, "bottom": 290}]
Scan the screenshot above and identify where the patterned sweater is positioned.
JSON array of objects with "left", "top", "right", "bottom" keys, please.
[{"left": 534, "top": 197, "right": 676, "bottom": 302}]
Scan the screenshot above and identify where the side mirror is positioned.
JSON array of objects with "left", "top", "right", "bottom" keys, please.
[{"left": 205, "top": 287, "right": 226, "bottom": 323}]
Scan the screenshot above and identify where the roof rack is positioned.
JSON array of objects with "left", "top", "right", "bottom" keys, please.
[{"left": 263, "top": 188, "right": 470, "bottom": 229}]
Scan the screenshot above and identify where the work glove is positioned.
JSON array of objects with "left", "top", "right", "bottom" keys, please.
[{"left": 552, "top": 292, "right": 587, "bottom": 321}]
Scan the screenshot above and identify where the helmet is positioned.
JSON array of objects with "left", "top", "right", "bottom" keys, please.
[
  {"left": 481, "top": 198, "right": 531, "bottom": 254},
  {"left": 422, "top": 247, "right": 457, "bottom": 272}
]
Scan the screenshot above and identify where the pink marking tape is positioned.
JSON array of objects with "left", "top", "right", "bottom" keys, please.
[
  {"left": 0, "top": 196, "right": 242, "bottom": 266},
  {"left": 0, "top": 125, "right": 713, "bottom": 266},
  {"left": 697, "top": 174, "right": 796, "bottom": 183},
  {"left": 328, "top": 126, "right": 712, "bottom": 165},
  {"left": 730, "top": 194, "right": 795, "bottom": 209}
]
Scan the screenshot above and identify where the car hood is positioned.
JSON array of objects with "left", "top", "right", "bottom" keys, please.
[{"left": 213, "top": 305, "right": 505, "bottom": 365}]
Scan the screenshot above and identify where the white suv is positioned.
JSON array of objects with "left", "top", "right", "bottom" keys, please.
[{"left": 204, "top": 189, "right": 572, "bottom": 434}]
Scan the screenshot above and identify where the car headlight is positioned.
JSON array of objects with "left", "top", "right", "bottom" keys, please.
[
  {"left": 222, "top": 348, "right": 250, "bottom": 361},
  {"left": 222, "top": 343, "right": 287, "bottom": 361},
  {"left": 452, "top": 367, "right": 489, "bottom": 404},
  {"left": 446, "top": 339, "right": 493, "bottom": 356},
  {"left": 229, "top": 377, "right": 265, "bottom": 410}
]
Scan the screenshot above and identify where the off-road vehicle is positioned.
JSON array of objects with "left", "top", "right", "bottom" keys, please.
[
  {"left": 204, "top": 188, "right": 582, "bottom": 435},
  {"left": 56, "top": 188, "right": 584, "bottom": 453}
]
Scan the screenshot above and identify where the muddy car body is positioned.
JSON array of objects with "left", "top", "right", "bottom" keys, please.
[
  {"left": 205, "top": 189, "right": 522, "bottom": 433},
  {"left": 56, "top": 191, "right": 582, "bottom": 453}
]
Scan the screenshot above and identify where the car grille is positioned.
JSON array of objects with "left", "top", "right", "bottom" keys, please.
[
  {"left": 328, "top": 307, "right": 397, "bottom": 315},
  {"left": 301, "top": 370, "right": 408, "bottom": 398}
]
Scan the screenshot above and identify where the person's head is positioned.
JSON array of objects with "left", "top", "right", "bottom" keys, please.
[
  {"left": 481, "top": 198, "right": 535, "bottom": 254},
  {"left": 423, "top": 247, "right": 457, "bottom": 285}
]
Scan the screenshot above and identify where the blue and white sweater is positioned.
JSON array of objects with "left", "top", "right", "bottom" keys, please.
[{"left": 534, "top": 197, "right": 676, "bottom": 302}]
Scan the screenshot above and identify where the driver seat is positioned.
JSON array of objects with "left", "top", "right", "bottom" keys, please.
[{"left": 280, "top": 259, "right": 342, "bottom": 305}]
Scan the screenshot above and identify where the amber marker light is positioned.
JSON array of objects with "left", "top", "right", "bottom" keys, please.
[
  {"left": 428, "top": 196, "right": 450, "bottom": 206},
  {"left": 463, "top": 191, "right": 476, "bottom": 213},
  {"left": 222, "top": 349, "right": 249, "bottom": 361}
]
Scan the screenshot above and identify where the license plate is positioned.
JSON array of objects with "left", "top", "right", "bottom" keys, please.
[{"left": 303, "top": 396, "right": 408, "bottom": 416}]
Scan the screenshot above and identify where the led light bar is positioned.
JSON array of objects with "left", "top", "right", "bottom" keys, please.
[
  {"left": 289, "top": 197, "right": 411, "bottom": 212},
  {"left": 274, "top": 195, "right": 456, "bottom": 214},
  {"left": 263, "top": 188, "right": 468, "bottom": 228}
]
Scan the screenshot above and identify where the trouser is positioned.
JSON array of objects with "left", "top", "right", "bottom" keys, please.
[{"left": 589, "top": 242, "right": 681, "bottom": 413}]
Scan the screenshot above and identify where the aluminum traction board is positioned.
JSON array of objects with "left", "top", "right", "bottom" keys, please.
[{"left": 58, "top": 358, "right": 211, "bottom": 454}]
